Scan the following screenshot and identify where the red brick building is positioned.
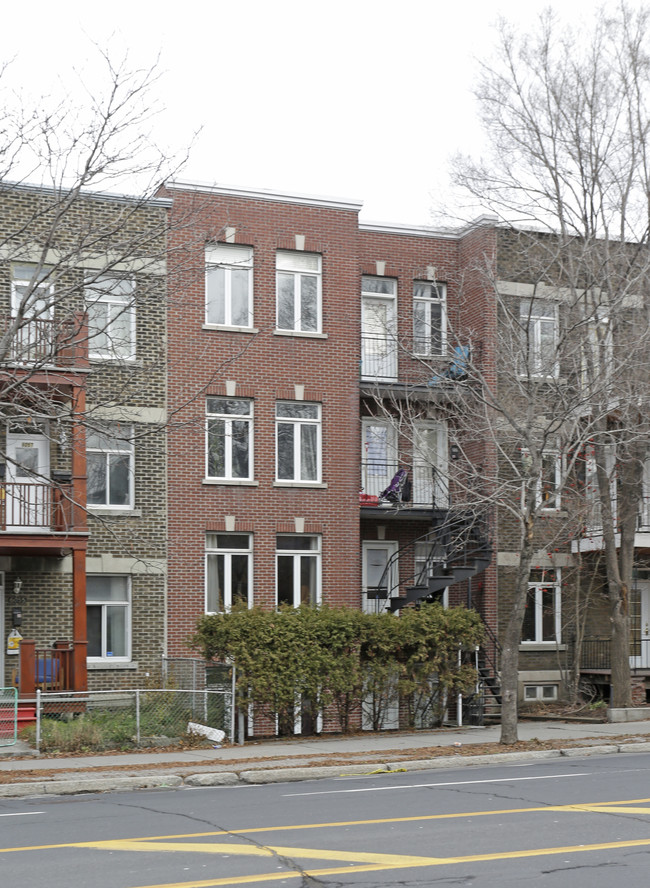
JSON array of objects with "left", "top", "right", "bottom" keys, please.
[{"left": 163, "top": 182, "right": 499, "bottom": 729}]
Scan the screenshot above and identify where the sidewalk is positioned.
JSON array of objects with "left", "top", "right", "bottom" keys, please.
[{"left": 2, "top": 717, "right": 650, "bottom": 798}]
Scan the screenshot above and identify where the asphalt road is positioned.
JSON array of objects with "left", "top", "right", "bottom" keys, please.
[{"left": 3, "top": 752, "right": 650, "bottom": 887}]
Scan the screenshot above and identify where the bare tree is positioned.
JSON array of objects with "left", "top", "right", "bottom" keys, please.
[{"left": 452, "top": 3, "right": 650, "bottom": 728}]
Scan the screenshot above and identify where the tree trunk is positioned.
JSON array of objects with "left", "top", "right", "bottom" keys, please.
[{"left": 500, "top": 516, "right": 535, "bottom": 744}]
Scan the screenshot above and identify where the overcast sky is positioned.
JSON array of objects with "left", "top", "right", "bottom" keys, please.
[{"left": 1, "top": 0, "right": 644, "bottom": 225}]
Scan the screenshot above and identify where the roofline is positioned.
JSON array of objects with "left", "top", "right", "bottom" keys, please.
[
  {"left": 0, "top": 180, "right": 172, "bottom": 208},
  {"left": 166, "top": 179, "right": 364, "bottom": 212},
  {"left": 360, "top": 214, "right": 498, "bottom": 240}
]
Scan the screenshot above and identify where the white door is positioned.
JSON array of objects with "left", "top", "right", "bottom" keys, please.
[
  {"left": 632, "top": 581, "right": 650, "bottom": 669},
  {"left": 362, "top": 297, "right": 397, "bottom": 379},
  {"left": 361, "top": 421, "right": 398, "bottom": 499},
  {"left": 362, "top": 541, "right": 398, "bottom": 613},
  {"left": 6, "top": 432, "right": 51, "bottom": 530},
  {"left": 413, "top": 422, "right": 449, "bottom": 508}
]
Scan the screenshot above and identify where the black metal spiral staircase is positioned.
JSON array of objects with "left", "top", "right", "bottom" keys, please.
[{"left": 366, "top": 507, "right": 502, "bottom": 723}]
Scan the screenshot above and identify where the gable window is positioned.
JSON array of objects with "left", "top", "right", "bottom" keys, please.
[
  {"left": 87, "top": 575, "right": 131, "bottom": 662},
  {"left": 206, "top": 533, "right": 252, "bottom": 613},
  {"left": 276, "top": 401, "right": 321, "bottom": 482},
  {"left": 205, "top": 244, "right": 253, "bottom": 328},
  {"left": 11, "top": 265, "right": 54, "bottom": 362},
  {"left": 85, "top": 276, "right": 135, "bottom": 360},
  {"left": 522, "top": 568, "right": 561, "bottom": 643},
  {"left": 206, "top": 398, "right": 253, "bottom": 480},
  {"left": 276, "top": 535, "right": 321, "bottom": 606},
  {"left": 520, "top": 298, "right": 558, "bottom": 377},
  {"left": 276, "top": 251, "right": 321, "bottom": 333},
  {"left": 87, "top": 423, "right": 134, "bottom": 508},
  {"left": 413, "top": 281, "right": 446, "bottom": 356}
]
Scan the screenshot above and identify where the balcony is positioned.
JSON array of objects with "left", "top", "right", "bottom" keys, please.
[
  {"left": 360, "top": 461, "right": 449, "bottom": 516},
  {"left": 580, "top": 637, "right": 650, "bottom": 671},
  {"left": 360, "top": 335, "right": 469, "bottom": 394},
  {"left": 3, "top": 313, "right": 89, "bottom": 370},
  {"left": 0, "top": 478, "right": 86, "bottom": 536}
]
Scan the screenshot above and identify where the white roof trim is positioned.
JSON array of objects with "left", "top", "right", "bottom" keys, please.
[{"left": 167, "top": 180, "right": 363, "bottom": 212}]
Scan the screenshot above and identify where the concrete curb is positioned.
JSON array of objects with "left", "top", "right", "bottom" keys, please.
[{"left": 2, "top": 742, "right": 650, "bottom": 798}]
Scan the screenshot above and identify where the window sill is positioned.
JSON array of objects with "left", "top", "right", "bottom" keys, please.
[
  {"left": 88, "top": 508, "right": 141, "bottom": 517},
  {"left": 202, "top": 324, "right": 258, "bottom": 334},
  {"left": 273, "top": 329, "right": 327, "bottom": 339},
  {"left": 273, "top": 481, "right": 328, "bottom": 489},
  {"left": 519, "top": 643, "right": 566, "bottom": 652},
  {"left": 202, "top": 478, "right": 259, "bottom": 487},
  {"left": 89, "top": 356, "right": 139, "bottom": 365},
  {"left": 87, "top": 660, "right": 137, "bottom": 670}
]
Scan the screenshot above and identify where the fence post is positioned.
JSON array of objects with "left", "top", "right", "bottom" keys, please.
[
  {"left": 230, "top": 665, "right": 236, "bottom": 745},
  {"left": 135, "top": 689, "right": 141, "bottom": 746},
  {"left": 36, "top": 688, "right": 41, "bottom": 755}
]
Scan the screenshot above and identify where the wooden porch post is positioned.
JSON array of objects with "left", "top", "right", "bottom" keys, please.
[
  {"left": 70, "top": 383, "right": 87, "bottom": 533},
  {"left": 71, "top": 547, "right": 87, "bottom": 692},
  {"left": 18, "top": 639, "right": 36, "bottom": 699}
]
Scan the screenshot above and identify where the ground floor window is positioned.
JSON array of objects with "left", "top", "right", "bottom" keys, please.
[
  {"left": 276, "top": 535, "right": 321, "bottom": 607},
  {"left": 206, "top": 533, "right": 252, "bottom": 613},
  {"left": 524, "top": 684, "right": 558, "bottom": 701},
  {"left": 522, "top": 568, "right": 561, "bottom": 643},
  {"left": 87, "top": 575, "right": 131, "bottom": 661}
]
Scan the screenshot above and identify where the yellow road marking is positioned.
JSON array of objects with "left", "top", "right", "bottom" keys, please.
[
  {"left": 83, "top": 836, "right": 650, "bottom": 888},
  {"left": 78, "top": 839, "right": 440, "bottom": 866},
  {"left": 3, "top": 795, "right": 650, "bottom": 855}
]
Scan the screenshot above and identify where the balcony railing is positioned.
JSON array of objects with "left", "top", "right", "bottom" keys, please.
[
  {"left": 17, "top": 640, "right": 76, "bottom": 697},
  {"left": 580, "top": 636, "right": 650, "bottom": 670},
  {"left": 0, "top": 481, "right": 75, "bottom": 532},
  {"left": 361, "top": 334, "right": 399, "bottom": 380},
  {"left": 360, "top": 462, "right": 449, "bottom": 509},
  {"left": 2, "top": 313, "right": 89, "bottom": 368}
]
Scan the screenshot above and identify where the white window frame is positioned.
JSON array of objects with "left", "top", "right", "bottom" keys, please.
[
  {"left": 520, "top": 298, "right": 559, "bottom": 377},
  {"left": 11, "top": 264, "right": 54, "bottom": 362},
  {"left": 86, "top": 575, "right": 131, "bottom": 663},
  {"left": 276, "top": 401, "right": 321, "bottom": 483},
  {"left": 413, "top": 281, "right": 446, "bottom": 356},
  {"left": 206, "top": 398, "right": 253, "bottom": 481},
  {"left": 361, "top": 419, "right": 398, "bottom": 498},
  {"left": 205, "top": 244, "right": 254, "bottom": 328},
  {"left": 522, "top": 568, "right": 561, "bottom": 644},
  {"left": 275, "top": 535, "right": 322, "bottom": 607},
  {"left": 87, "top": 423, "right": 134, "bottom": 510},
  {"left": 361, "top": 276, "right": 397, "bottom": 380},
  {"left": 276, "top": 250, "right": 322, "bottom": 333},
  {"left": 524, "top": 684, "right": 558, "bottom": 701},
  {"left": 413, "top": 421, "right": 449, "bottom": 509},
  {"left": 84, "top": 275, "right": 136, "bottom": 360},
  {"left": 205, "top": 533, "right": 253, "bottom": 613},
  {"left": 522, "top": 449, "right": 563, "bottom": 511}
]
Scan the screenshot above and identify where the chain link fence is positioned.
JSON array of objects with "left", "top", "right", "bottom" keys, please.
[
  {"left": 28, "top": 687, "right": 234, "bottom": 754},
  {"left": 0, "top": 687, "right": 17, "bottom": 746}
]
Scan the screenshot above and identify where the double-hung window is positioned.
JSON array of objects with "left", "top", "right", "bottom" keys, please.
[
  {"left": 206, "top": 398, "right": 253, "bottom": 480},
  {"left": 522, "top": 568, "right": 561, "bottom": 643},
  {"left": 413, "top": 281, "right": 446, "bottom": 356},
  {"left": 87, "top": 575, "right": 131, "bottom": 662},
  {"left": 276, "top": 251, "right": 321, "bottom": 333},
  {"left": 276, "top": 535, "right": 321, "bottom": 606},
  {"left": 205, "top": 533, "right": 252, "bottom": 613},
  {"left": 87, "top": 423, "right": 134, "bottom": 508},
  {"left": 205, "top": 244, "right": 253, "bottom": 327},
  {"left": 276, "top": 402, "right": 321, "bottom": 482},
  {"left": 85, "top": 275, "right": 135, "bottom": 359},
  {"left": 520, "top": 298, "right": 558, "bottom": 377}
]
